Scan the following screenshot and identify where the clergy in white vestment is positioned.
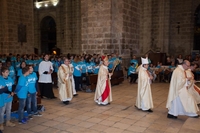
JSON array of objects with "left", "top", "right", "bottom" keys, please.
[
  {"left": 57, "top": 58, "right": 73, "bottom": 105},
  {"left": 186, "top": 64, "right": 200, "bottom": 104},
  {"left": 69, "top": 62, "right": 78, "bottom": 96},
  {"left": 166, "top": 60, "right": 199, "bottom": 119},
  {"left": 135, "top": 57, "right": 154, "bottom": 112},
  {"left": 94, "top": 55, "right": 112, "bottom": 105},
  {"left": 38, "top": 54, "right": 56, "bottom": 99}
]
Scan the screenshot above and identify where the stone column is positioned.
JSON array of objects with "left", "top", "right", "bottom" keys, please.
[
  {"left": 81, "top": 0, "right": 139, "bottom": 57},
  {"left": 152, "top": 0, "right": 170, "bottom": 53},
  {"left": 81, "top": 0, "right": 112, "bottom": 54},
  {"left": 139, "top": 0, "right": 152, "bottom": 55}
]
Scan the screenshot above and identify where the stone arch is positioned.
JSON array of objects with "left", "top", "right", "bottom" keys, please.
[{"left": 40, "top": 16, "right": 56, "bottom": 54}]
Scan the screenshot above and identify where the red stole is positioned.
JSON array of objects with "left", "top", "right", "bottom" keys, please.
[{"left": 101, "top": 80, "right": 110, "bottom": 102}]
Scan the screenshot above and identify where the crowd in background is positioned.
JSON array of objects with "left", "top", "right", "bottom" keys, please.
[{"left": 127, "top": 54, "right": 200, "bottom": 84}]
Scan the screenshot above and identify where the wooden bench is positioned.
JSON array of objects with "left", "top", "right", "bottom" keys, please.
[
  {"left": 111, "top": 70, "right": 124, "bottom": 85},
  {"left": 88, "top": 70, "right": 124, "bottom": 92},
  {"left": 88, "top": 74, "right": 98, "bottom": 91}
]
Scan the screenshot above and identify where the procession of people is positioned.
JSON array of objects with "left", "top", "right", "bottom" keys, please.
[{"left": 0, "top": 52, "right": 200, "bottom": 132}]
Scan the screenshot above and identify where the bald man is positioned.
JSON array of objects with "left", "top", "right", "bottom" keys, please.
[{"left": 166, "top": 60, "right": 199, "bottom": 119}]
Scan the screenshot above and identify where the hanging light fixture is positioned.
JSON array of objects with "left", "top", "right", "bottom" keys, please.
[{"left": 34, "top": 0, "right": 59, "bottom": 8}]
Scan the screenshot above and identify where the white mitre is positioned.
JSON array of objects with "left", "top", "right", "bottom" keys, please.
[{"left": 141, "top": 57, "right": 149, "bottom": 65}]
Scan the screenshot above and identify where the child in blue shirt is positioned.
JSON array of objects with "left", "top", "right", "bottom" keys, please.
[
  {"left": 130, "top": 55, "right": 138, "bottom": 68},
  {"left": 128, "top": 63, "right": 138, "bottom": 83},
  {"left": 94, "top": 61, "right": 100, "bottom": 74},
  {"left": 73, "top": 57, "right": 82, "bottom": 91},
  {"left": 26, "top": 55, "right": 34, "bottom": 66},
  {"left": 0, "top": 67, "right": 15, "bottom": 130},
  {"left": 6, "top": 60, "right": 16, "bottom": 83},
  {"left": 26, "top": 65, "right": 42, "bottom": 118},
  {"left": 15, "top": 67, "right": 30, "bottom": 124},
  {"left": 17, "top": 61, "right": 26, "bottom": 78},
  {"left": 80, "top": 57, "right": 88, "bottom": 88},
  {"left": 86, "top": 60, "right": 95, "bottom": 74},
  {"left": 15, "top": 56, "right": 21, "bottom": 73},
  {"left": 0, "top": 67, "right": 13, "bottom": 131},
  {"left": 33, "top": 56, "right": 42, "bottom": 73}
]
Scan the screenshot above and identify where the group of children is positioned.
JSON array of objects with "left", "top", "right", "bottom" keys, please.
[{"left": 0, "top": 65, "right": 42, "bottom": 131}]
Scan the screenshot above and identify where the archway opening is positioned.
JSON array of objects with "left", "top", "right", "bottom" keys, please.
[{"left": 40, "top": 16, "right": 56, "bottom": 54}]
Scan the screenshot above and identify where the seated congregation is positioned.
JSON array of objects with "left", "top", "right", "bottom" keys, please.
[{"left": 127, "top": 53, "right": 200, "bottom": 84}]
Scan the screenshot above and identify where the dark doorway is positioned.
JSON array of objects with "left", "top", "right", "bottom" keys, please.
[
  {"left": 194, "top": 5, "right": 200, "bottom": 50},
  {"left": 40, "top": 16, "right": 56, "bottom": 54}
]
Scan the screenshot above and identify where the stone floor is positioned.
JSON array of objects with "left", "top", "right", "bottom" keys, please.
[{"left": 3, "top": 80, "right": 200, "bottom": 133}]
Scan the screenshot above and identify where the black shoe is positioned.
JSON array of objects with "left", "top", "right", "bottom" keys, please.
[
  {"left": 73, "top": 94, "right": 78, "bottom": 96},
  {"left": 63, "top": 101, "right": 69, "bottom": 105},
  {"left": 51, "top": 96, "right": 57, "bottom": 99},
  {"left": 190, "top": 115, "right": 199, "bottom": 118},
  {"left": 167, "top": 113, "right": 177, "bottom": 119},
  {"left": 147, "top": 109, "right": 153, "bottom": 112}
]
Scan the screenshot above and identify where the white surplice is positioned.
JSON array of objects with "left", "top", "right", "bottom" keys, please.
[{"left": 38, "top": 61, "right": 53, "bottom": 83}]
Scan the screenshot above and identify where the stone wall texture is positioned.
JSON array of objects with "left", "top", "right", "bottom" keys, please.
[
  {"left": 169, "top": 0, "right": 200, "bottom": 56},
  {"left": 81, "top": 0, "right": 139, "bottom": 58},
  {"left": 0, "top": 0, "right": 34, "bottom": 54},
  {"left": 81, "top": 0, "right": 112, "bottom": 54},
  {"left": 1, "top": 0, "right": 200, "bottom": 58}
]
